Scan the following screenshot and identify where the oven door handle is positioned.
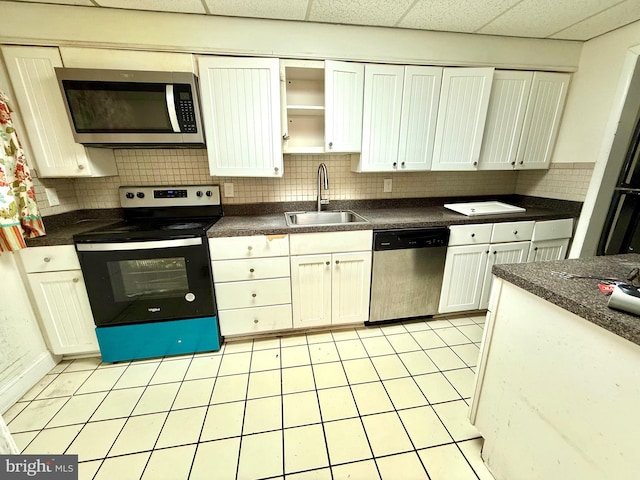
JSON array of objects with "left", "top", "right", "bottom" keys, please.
[{"left": 76, "top": 237, "right": 203, "bottom": 251}]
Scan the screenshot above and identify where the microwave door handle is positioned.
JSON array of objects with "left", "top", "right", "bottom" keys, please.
[{"left": 166, "top": 85, "right": 181, "bottom": 133}]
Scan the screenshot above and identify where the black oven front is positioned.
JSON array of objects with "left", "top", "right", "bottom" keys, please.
[{"left": 76, "top": 236, "right": 216, "bottom": 327}]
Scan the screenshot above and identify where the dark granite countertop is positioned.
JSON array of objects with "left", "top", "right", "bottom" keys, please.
[
  {"left": 25, "top": 209, "right": 123, "bottom": 247},
  {"left": 493, "top": 254, "right": 640, "bottom": 346}
]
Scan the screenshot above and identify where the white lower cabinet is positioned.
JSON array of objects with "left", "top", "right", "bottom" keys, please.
[
  {"left": 18, "top": 246, "right": 98, "bottom": 355},
  {"left": 527, "top": 218, "right": 573, "bottom": 262}
]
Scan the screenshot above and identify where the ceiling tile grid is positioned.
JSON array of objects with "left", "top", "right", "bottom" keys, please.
[
  {"left": 306, "top": 0, "right": 415, "bottom": 27},
  {"left": 549, "top": 0, "right": 640, "bottom": 40},
  {"left": 204, "top": 0, "right": 310, "bottom": 21},
  {"left": 95, "top": 0, "right": 206, "bottom": 14}
]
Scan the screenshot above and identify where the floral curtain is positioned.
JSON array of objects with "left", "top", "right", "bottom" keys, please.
[{"left": 0, "top": 90, "right": 45, "bottom": 251}]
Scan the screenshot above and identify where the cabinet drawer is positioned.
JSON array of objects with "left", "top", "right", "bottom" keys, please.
[
  {"left": 215, "top": 278, "right": 292, "bottom": 310},
  {"left": 18, "top": 245, "right": 81, "bottom": 273},
  {"left": 448, "top": 224, "right": 493, "bottom": 246},
  {"left": 218, "top": 304, "right": 293, "bottom": 336},
  {"left": 212, "top": 257, "right": 290, "bottom": 282},
  {"left": 289, "top": 230, "right": 373, "bottom": 255},
  {"left": 491, "top": 221, "right": 535, "bottom": 243},
  {"left": 209, "top": 234, "right": 289, "bottom": 260},
  {"left": 531, "top": 218, "right": 574, "bottom": 241}
]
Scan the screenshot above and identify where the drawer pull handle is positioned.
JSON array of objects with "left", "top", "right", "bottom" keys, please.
[
  {"left": 470, "top": 233, "right": 475, "bottom": 238},
  {"left": 252, "top": 293, "right": 257, "bottom": 298},
  {"left": 254, "top": 319, "right": 259, "bottom": 324},
  {"left": 326, "top": 261, "right": 330, "bottom": 265},
  {"left": 44, "top": 257, "right": 51, "bottom": 262},
  {"left": 513, "top": 230, "right": 518, "bottom": 235},
  {"left": 493, "top": 251, "right": 497, "bottom": 255},
  {"left": 247, "top": 246, "right": 253, "bottom": 251},
  {"left": 335, "top": 260, "right": 340, "bottom": 265},
  {"left": 249, "top": 268, "right": 255, "bottom": 273},
  {"left": 72, "top": 277, "right": 79, "bottom": 283}
]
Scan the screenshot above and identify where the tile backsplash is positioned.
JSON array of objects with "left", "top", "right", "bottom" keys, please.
[{"left": 33, "top": 149, "right": 594, "bottom": 217}]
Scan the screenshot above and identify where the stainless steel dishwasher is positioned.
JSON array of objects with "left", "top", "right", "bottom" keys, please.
[{"left": 368, "top": 227, "right": 449, "bottom": 324}]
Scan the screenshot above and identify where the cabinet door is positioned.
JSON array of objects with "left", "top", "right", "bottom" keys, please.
[
  {"left": 1, "top": 46, "right": 116, "bottom": 178},
  {"left": 528, "top": 238, "right": 570, "bottom": 262},
  {"left": 290, "top": 254, "right": 332, "bottom": 328},
  {"left": 478, "top": 71, "right": 533, "bottom": 171},
  {"left": 439, "top": 244, "right": 489, "bottom": 314},
  {"left": 325, "top": 60, "right": 364, "bottom": 153},
  {"left": 27, "top": 270, "right": 99, "bottom": 355},
  {"left": 515, "top": 72, "right": 570, "bottom": 170},
  {"left": 198, "top": 56, "right": 283, "bottom": 177},
  {"left": 331, "top": 251, "right": 372, "bottom": 325},
  {"left": 431, "top": 68, "right": 494, "bottom": 171},
  {"left": 360, "top": 64, "right": 404, "bottom": 172},
  {"left": 479, "top": 241, "right": 530, "bottom": 310},
  {"left": 397, "top": 66, "right": 443, "bottom": 171}
]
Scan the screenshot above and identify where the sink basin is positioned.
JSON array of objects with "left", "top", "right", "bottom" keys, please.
[{"left": 285, "top": 210, "right": 369, "bottom": 227}]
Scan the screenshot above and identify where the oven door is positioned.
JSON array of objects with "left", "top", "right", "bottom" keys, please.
[{"left": 76, "top": 237, "right": 215, "bottom": 327}]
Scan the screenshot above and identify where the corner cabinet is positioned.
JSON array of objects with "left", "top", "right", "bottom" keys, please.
[
  {"left": 1, "top": 46, "right": 117, "bottom": 178},
  {"left": 197, "top": 56, "right": 283, "bottom": 177}
]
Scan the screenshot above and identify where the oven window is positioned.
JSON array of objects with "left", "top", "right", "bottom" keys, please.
[{"left": 107, "top": 257, "right": 189, "bottom": 301}]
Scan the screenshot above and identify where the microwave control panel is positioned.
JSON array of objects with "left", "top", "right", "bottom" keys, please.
[{"left": 175, "top": 85, "right": 198, "bottom": 133}]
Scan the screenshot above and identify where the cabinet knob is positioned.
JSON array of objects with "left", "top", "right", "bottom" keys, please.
[
  {"left": 519, "top": 161, "right": 524, "bottom": 165},
  {"left": 328, "top": 142, "right": 333, "bottom": 149},
  {"left": 249, "top": 268, "right": 255, "bottom": 273},
  {"left": 486, "top": 250, "right": 490, "bottom": 254},
  {"left": 393, "top": 162, "right": 397, "bottom": 168},
  {"left": 274, "top": 167, "right": 279, "bottom": 173},
  {"left": 335, "top": 260, "right": 340, "bottom": 264},
  {"left": 78, "top": 164, "right": 85, "bottom": 170},
  {"left": 72, "top": 277, "right": 79, "bottom": 283},
  {"left": 283, "top": 134, "right": 290, "bottom": 141},
  {"left": 254, "top": 319, "right": 259, "bottom": 324},
  {"left": 401, "top": 162, "right": 405, "bottom": 167},
  {"left": 513, "top": 230, "right": 518, "bottom": 235},
  {"left": 534, "top": 247, "right": 538, "bottom": 251},
  {"left": 492, "top": 251, "right": 497, "bottom": 255},
  {"left": 470, "top": 233, "right": 475, "bottom": 238},
  {"left": 473, "top": 161, "right": 478, "bottom": 166},
  {"left": 247, "top": 246, "right": 253, "bottom": 251},
  {"left": 511, "top": 161, "right": 516, "bottom": 166},
  {"left": 43, "top": 257, "right": 51, "bottom": 263},
  {"left": 326, "top": 261, "right": 330, "bottom": 265},
  {"left": 252, "top": 293, "right": 257, "bottom": 298}
]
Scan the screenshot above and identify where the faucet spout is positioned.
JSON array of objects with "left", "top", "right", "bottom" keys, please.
[{"left": 317, "top": 163, "right": 329, "bottom": 212}]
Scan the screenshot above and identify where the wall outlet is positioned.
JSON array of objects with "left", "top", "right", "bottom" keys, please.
[
  {"left": 44, "top": 187, "right": 60, "bottom": 206},
  {"left": 224, "top": 183, "right": 235, "bottom": 198},
  {"left": 383, "top": 179, "right": 392, "bottom": 193}
]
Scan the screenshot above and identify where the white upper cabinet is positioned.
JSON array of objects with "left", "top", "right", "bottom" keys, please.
[
  {"left": 198, "top": 56, "right": 283, "bottom": 177},
  {"left": 478, "top": 70, "right": 533, "bottom": 170},
  {"left": 1, "top": 46, "right": 117, "bottom": 178},
  {"left": 515, "top": 72, "right": 570, "bottom": 170},
  {"left": 431, "top": 67, "right": 494, "bottom": 171},
  {"left": 325, "top": 60, "right": 364, "bottom": 153}
]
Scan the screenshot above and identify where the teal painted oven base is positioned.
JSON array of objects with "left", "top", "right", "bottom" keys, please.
[{"left": 96, "top": 316, "right": 221, "bottom": 363}]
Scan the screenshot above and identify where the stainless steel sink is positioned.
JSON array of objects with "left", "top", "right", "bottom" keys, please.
[{"left": 284, "top": 210, "right": 369, "bottom": 227}]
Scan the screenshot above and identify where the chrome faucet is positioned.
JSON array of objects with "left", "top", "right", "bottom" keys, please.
[{"left": 317, "top": 163, "right": 329, "bottom": 212}]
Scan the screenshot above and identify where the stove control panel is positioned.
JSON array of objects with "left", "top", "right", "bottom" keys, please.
[{"left": 120, "top": 185, "right": 221, "bottom": 208}]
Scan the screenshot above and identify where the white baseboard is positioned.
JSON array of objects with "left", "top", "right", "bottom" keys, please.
[{"left": 0, "top": 352, "right": 59, "bottom": 414}]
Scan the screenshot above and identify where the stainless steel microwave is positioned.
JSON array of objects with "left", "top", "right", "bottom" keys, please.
[{"left": 55, "top": 68, "right": 205, "bottom": 147}]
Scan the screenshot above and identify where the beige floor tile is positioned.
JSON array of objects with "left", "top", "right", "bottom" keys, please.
[
  {"left": 22, "top": 424, "right": 83, "bottom": 454},
  {"left": 237, "top": 430, "right": 283, "bottom": 479},
  {"left": 184, "top": 355, "right": 221, "bottom": 380},
  {"left": 48, "top": 360, "right": 72, "bottom": 374},
  {"left": 306, "top": 331, "right": 334, "bottom": 344},
  {"left": 156, "top": 406, "right": 207, "bottom": 448},
  {"left": 19, "top": 374, "right": 57, "bottom": 401},
  {"left": 172, "top": 377, "right": 215, "bottom": 409},
  {"left": 342, "top": 358, "right": 379, "bottom": 384},
  {"left": 433, "top": 400, "right": 481, "bottom": 441},
  {"left": 324, "top": 418, "right": 371, "bottom": 465},
  {"left": 383, "top": 377, "right": 427, "bottom": 410},
  {"left": 398, "top": 350, "right": 439, "bottom": 376},
  {"left": 426, "top": 319, "right": 454, "bottom": 329},
  {"left": 94, "top": 451, "right": 150, "bottom": 480},
  {"left": 425, "top": 347, "right": 467, "bottom": 371},
  {"left": 282, "top": 365, "right": 315, "bottom": 394},
  {"left": 370, "top": 355, "right": 410, "bottom": 380},
  {"left": 148, "top": 358, "right": 191, "bottom": 385},
  {"left": 77, "top": 460, "right": 101, "bottom": 480},
  {"left": 141, "top": 444, "right": 197, "bottom": 480},
  {"left": 471, "top": 314, "right": 487, "bottom": 325},
  {"left": 414, "top": 373, "right": 461, "bottom": 404},
  {"left": 398, "top": 406, "right": 453, "bottom": 449},
  {"left": 114, "top": 363, "right": 159, "bottom": 389},
  {"left": 76, "top": 366, "right": 127, "bottom": 394},
  {"left": 313, "top": 362, "right": 348, "bottom": 389},
  {"left": 331, "top": 329, "right": 360, "bottom": 341},
  {"left": 411, "top": 330, "right": 447, "bottom": 349},
  {"left": 200, "top": 401, "right": 245, "bottom": 441},
  {"left": 63, "top": 357, "right": 102, "bottom": 372},
  {"left": 418, "top": 443, "right": 478, "bottom": 480},
  {"left": 450, "top": 344, "right": 481, "bottom": 367},
  {"left": 48, "top": 392, "right": 107, "bottom": 427},
  {"left": 283, "top": 391, "right": 321, "bottom": 427},
  {"left": 308, "top": 342, "right": 340, "bottom": 364},
  {"left": 247, "top": 369, "right": 281, "bottom": 399},
  {"left": 66, "top": 418, "right": 127, "bottom": 461},
  {"left": 250, "top": 349, "right": 281, "bottom": 372},
  {"left": 332, "top": 459, "right": 380, "bottom": 480},
  {"left": 9, "top": 397, "right": 69, "bottom": 433},
  {"left": 361, "top": 336, "right": 395, "bottom": 357},
  {"left": 444, "top": 369, "right": 476, "bottom": 399},
  {"left": 3, "top": 402, "right": 29, "bottom": 424},
  {"left": 223, "top": 340, "right": 253, "bottom": 353},
  {"left": 37, "top": 371, "right": 93, "bottom": 399},
  {"left": 317, "top": 387, "right": 358, "bottom": 422},
  {"left": 447, "top": 316, "right": 479, "bottom": 327},
  {"left": 386, "top": 333, "right": 422, "bottom": 353},
  {"left": 132, "top": 383, "right": 180, "bottom": 415},
  {"left": 90, "top": 387, "right": 144, "bottom": 422},
  {"left": 252, "top": 337, "right": 281, "bottom": 350},
  {"left": 281, "top": 345, "right": 311, "bottom": 368},
  {"left": 355, "top": 326, "right": 384, "bottom": 338},
  {"left": 109, "top": 412, "right": 166, "bottom": 456},
  {"left": 210, "top": 374, "right": 248, "bottom": 404},
  {"left": 190, "top": 438, "right": 240, "bottom": 480},
  {"left": 435, "top": 327, "right": 475, "bottom": 346},
  {"left": 335, "top": 339, "right": 368, "bottom": 360},
  {"left": 403, "top": 320, "right": 431, "bottom": 332},
  {"left": 280, "top": 335, "right": 308, "bottom": 347},
  {"left": 243, "top": 396, "right": 282, "bottom": 434},
  {"left": 287, "top": 468, "right": 332, "bottom": 479},
  {"left": 377, "top": 451, "right": 428, "bottom": 480},
  {"left": 457, "top": 324, "right": 485, "bottom": 343},
  {"left": 284, "top": 424, "right": 329, "bottom": 474},
  {"left": 362, "top": 412, "right": 413, "bottom": 457},
  {"left": 379, "top": 324, "right": 408, "bottom": 335},
  {"left": 458, "top": 438, "right": 495, "bottom": 480},
  {"left": 351, "top": 382, "right": 393, "bottom": 415},
  {"left": 218, "top": 352, "right": 252, "bottom": 376},
  {"left": 11, "top": 431, "right": 38, "bottom": 452}
]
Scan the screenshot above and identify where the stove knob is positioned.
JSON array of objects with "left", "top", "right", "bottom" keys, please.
[
  {"left": 125, "top": 192, "right": 134, "bottom": 199},
  {"left": 136, "top": 192, "right": 145, "bottom": 199},
  {"left": 196, "top": 191, "right": 203, "bottom": 197},
  {"left": 206, "top": 190, "right": 213, "bottom": 197}
]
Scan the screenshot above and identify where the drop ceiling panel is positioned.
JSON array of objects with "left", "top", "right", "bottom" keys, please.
[
  {"left": 478, "top": 0, "right": 623, "bottom": 38},
  {"left": 398, "top": 0, "right": 521, "bottom": 33},
  {"left": 550, "top": 0, "right": 640, "bottom": 40},
  {"left": 307, "top": 0, "right": 415, "bottom": 27},
  {"left": 204, "top": 0, "right": 309, "bottom": 21},
  {"left": 95, "top": 0, "right": 206, "bottom": 14}
]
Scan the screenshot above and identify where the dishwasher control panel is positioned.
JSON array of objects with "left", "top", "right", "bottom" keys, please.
[{"left": 373, "top": 227, "right": 450, "bottom": 251}]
